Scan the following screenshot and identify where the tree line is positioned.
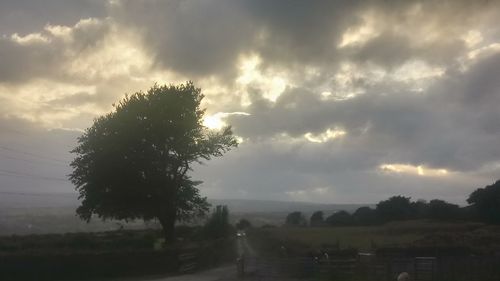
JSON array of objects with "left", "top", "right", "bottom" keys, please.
[{"left": 286, "top": 180, "right": 500, "bottom": 226}]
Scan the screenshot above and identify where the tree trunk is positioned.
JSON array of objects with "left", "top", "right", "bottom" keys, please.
[{"left": 158, "top": 210, "right": 176, "bottom": 243}]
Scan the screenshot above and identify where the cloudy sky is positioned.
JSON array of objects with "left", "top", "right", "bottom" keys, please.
[{"left": 1, "top": 0, "right": 500, "bottom": 205}]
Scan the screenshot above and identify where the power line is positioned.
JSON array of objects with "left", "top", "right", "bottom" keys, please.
[
  {"left": 0, "top": 126, "right": 30, "bottom": 137},
  {"left": 1, "top": 125, "right": 79, "bottom": 146},
  {"left": 0, "top": 168, "right": 68, "bottom": 182},
  {"left": 0, "top": 191, "right": 76, "bottom": 197},
  {"left": 0, "top": 151, "right": 69, "bottom": 168},
  {"left": 0, "top": 146, "right": 69, "bottom": 164}
]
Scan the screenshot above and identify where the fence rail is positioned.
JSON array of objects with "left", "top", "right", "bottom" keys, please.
[{"left": 239, "top": 255, "right": 500, "bottom": 281}]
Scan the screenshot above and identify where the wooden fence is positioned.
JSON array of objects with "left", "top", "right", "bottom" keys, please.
[{"left": 240, "top": 255, "right": 500, "bottom": 281}]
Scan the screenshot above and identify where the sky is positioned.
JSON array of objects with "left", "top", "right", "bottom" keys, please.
[{"left": 1, "top": 0, "right": 500, "bottom": 205}]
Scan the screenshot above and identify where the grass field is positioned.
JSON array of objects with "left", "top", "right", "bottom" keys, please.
[{"left": 248, "top": 220, "right": 500, "bottom": 255}]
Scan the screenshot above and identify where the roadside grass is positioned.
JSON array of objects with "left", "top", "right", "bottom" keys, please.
[
  {"left": 0, "top": 227, "right": 235, "bottom": 281},
  {"left": 263, "top": 226, "right": 420, "bottom": 250},
  {"left": 248, "top": 220, "right": 493, "bottom": 255}
]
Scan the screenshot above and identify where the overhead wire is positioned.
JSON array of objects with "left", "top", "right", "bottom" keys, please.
[
  {"left": 0, "top": 151, "right": 69, "bottom": 168},
  {"left": 0, "top": 168, "right": 68, "bottom": 182},
  {"left": 0, "top": 191, "right": 76, "bottom": 197},
  {"left": 0, "top": 145, "right": 69, "bottom": 164}
]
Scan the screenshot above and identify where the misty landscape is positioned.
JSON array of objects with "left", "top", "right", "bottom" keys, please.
[
  {"left": 0, "top": 196, "right": 366, "bottom": 235},
  {"left": 1, "top": 1, "right": 500, "bottom": 281}
]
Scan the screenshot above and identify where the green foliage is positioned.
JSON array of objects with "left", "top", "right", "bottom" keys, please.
[
  {"left": 428, "top": 199, "right": 460, "bottom": 220},
  {"left": 252, "top": 220, "right": 492, "bottom": 254},
  {"left": 0, "top": 229, "right": 236, "bottom": 281},
  {"left": 309, "top": 211, "right": 324, "bottom": 227},
  {"left": 352, "top": 207, "right": 378, "bottom": 225},
  {"left": 236, "top": 218, "right": 252, "bottom": 230},
  {"left": 203, "top": 205, "right": 233, "bottom": 239},
  {"left": 467, "top": 180, "right": 500, "bottom": 224},
  {"left": 326, "top": 210, "right": 354, "bottom": 226},
  {"left": 411, "top": 199, "right": 430, "bottom": 219},
  {"left": 0, "top": 230, "right": 161, "bottom": 255},
  {"left": 376, "top": 196, "right": 415, "bottom": 221},
  {"left": 69, "top": 82, "right": 238, "bottom": 241},
  {"left": 285, "top": 211, "right": 307, "bottom": 227}
]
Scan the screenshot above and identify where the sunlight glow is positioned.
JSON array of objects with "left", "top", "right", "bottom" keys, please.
[
  {"left": 304, "top": 128, "right": 346, "bottom": 143},
  {"left": 286, "top": 186, "right": 330, "bottom": 201},
  {"left": 462, "top": 30, "right": 483, "bottom": 48},
  {"left": 236, "top": 54, "right": 287, "bottom": 102},
  {"left": 468, "top": 43, "right": 500, "bottom": 60},
  {"left": 0, "top": 81, "right": 100, "bottom": 128},
  {"left": 67, "top": 25, "right": 152, "bottom": 80},
  {"left": 338, "top": 12, "right": 379, "bottom": 48},
  {"left": 11, "top": 33, "right": 49, "bottom": 45},
  {"left": 392, "top": 60, "right": 444, "bottom": 82},
  {"left": 380, "top": 163, "right": 449, "bottom": 177},
  {"left": 203, "top": 115, "right": 225, "bottom": 130},
  {"left": 203, "top": 112, "right": 250, "bottom": 130}
]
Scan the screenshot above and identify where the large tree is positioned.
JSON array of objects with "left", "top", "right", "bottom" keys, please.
[
  {"left": 467, "top": 180, "right": 500, "bottom": 224},
  {"left": 376, "top": 196, "right": 415, "bottom": 222},
  {"left": 69, "top": 82, "right": 238, "bottom": 242},
  {"left": 285, "top": 211, "right": 307, "bottom": 226},
  {"left": 309, "top": 211, "right": 324, "bottom": 227}
]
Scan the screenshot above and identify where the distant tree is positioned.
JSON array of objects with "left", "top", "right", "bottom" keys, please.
[
  {"left": 458, "top": 205, "right": 479, "bottom": 221},
  {"left": 467, "top": 180, "right": 500, "bottom": 224},
  {"left": 352, "top": 206, "right": 378, "bottom": 225},
  {"left": 204, "top": 205, "right": 233, "bottom": 239},
  {"left": 285, "top": 211, "right": 307, "bottom": 226},
  {"left": 428, "top": 199, "right": 460, "bottom": 220},
  {"left": 376, "top": 196, "right": 415, "bottom": 221},
  {"left": 236, "top": 218, "right": 252, "bottom": 230},
  {"left": 326, "top": 210, "right": 353, "bottom": 226},
  {"left": 310, "top": 211, "right": 324, "bottom": 227},
  {"left": 411, "top": 199, "right": 430, "bottom": 219},
  {"left": 69, "top": 82, "right": 238, "bottom": 242},
  {"left": 261, "top": 224, "right": 277, "bottom": 229}
]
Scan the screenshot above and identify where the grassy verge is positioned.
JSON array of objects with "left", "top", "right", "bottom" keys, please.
[
  {"left": 248, "top": 220, "right": 500, "bottom": 256},
  {"left": 0, "top": 228, "right": 236, "bottom": 281}
]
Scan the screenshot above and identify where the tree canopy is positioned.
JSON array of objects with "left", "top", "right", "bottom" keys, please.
[
  {"left": 326, "top": 210, "right": 353, "bottom": 226},
  {"left": 236, "top": 218, "right": 252, "bottom": 230},
  {"left": 467, "top": 180, "right": 500, "bottom": 224},
  {"left": 69, "top": 82, "right": 238, "bottom": 241},
  {"left": 203, "top": 205, "right": 233, "bottom": 239},
  {"left": 285, "top": 211, "right": 307, "bottom": 226},
  {"left": 376, "top": 196, "right": 415, "bottom": 221},
  {"left": 309, "top": 211, "right": 324, "bottom": 226}
]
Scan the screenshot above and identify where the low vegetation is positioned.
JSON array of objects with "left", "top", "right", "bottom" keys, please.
[
  {"left": 0, "top": 205, "right": 236, "bottom": 281},
  {"left": 249, "top": 220, "right": 500, "bottom": 256},
  {"left": 283, "top": 180, "right": 500, "bottom": 228}
]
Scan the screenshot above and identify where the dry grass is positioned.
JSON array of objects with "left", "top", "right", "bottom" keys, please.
[{"left": 251, "top": 220, "right": 488, "bottom": 252}]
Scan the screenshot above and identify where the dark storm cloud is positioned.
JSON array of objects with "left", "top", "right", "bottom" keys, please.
[
  {"left": 111, "top": 0, "right": 257, "bottom": 79},
  {"left": 421, "top": 52, "right": 500, "bottom": 170},
  {"left": 111, "top": 1, "right": 364, "bottom": 78},
  {"left": 0, "top": 36, "right": 60, "bottom": 83},
  {"left": 112, "top": 0, "right": 499, "bottom": 78},
  {"left": 226, "top": 51, "right": 500, "bottom": 175},
  {"left": 0, "top": 0, "right": 106, "bottom": 35},
  {"left": 347, "top": 32, "right": 466, "bottom": 69},
  {"left": 194, "top": 135, "right": 478, "bottom": 203},
  {"left": 0, "top": 18, "right": 110, "bottom": 84},
  {"left": 238, "top": 1, "right": 361, "bottom": 67},
  {"left": 1, "top": 0, "right": 500, "bottom": 204},
  {"left": 0, "top": 116, "right": 78, "bottom": 194}
]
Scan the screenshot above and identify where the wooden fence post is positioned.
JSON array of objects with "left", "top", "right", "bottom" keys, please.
[{"left": 237, "top": 256, "right": 245, "bottom": 277}]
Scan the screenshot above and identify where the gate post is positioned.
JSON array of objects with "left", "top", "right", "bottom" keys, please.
[{"left": 237, "top": 256, "right": 245, "bottom": 278}]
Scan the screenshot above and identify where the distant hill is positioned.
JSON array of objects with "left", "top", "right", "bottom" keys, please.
[
  {"left": 0, "top": 193, "right": 373, "bottom": 235},
  {"left": 210, "top": 198, "right": 368, "bottom": 214},
  {"left": 0, "top": 193, "right": 370, "bottom": 213}
]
